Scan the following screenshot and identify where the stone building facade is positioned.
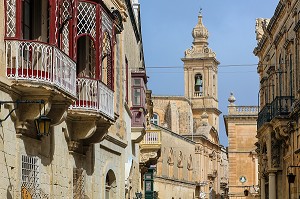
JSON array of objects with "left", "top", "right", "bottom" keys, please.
[
  {"left": 143, "top": 12, "right": 228, "bottom": 199},
  {"left": 223, "top": 93, "right": 259, "bottom": 198},
  {"left": 0, "top": 0, "right": 152, "bottom": 198},
  {"left": 254, "top": 0, "right": 300, "bottom": 198}
]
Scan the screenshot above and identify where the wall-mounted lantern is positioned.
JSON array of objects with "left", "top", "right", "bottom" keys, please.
[{"left": 0, "top": 100, "right": 51, "bottom": 137}]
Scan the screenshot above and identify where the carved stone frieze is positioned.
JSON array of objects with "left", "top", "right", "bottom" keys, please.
[
  {"left": 271, "top": 131, "right": 281, "bottom": 168},
  {"left": 261, "top": 153, "right": 268, "bottom": 177}
]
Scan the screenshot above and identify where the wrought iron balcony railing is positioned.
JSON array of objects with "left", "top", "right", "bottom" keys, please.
[
  {"left": 257, "top": 96, "right": 294, "bottom": 129},
  {"left": 270, "top": 96, "right": 294, "bottom": 118},
  {"left": 257, "top": 104, "right": 271, "bottom": 129},
  {"left": 69, "top": 78, "right": 114, "bottom": 120},
  {"left": 5, "top": 39, "right": 76, "bottom": 97}
]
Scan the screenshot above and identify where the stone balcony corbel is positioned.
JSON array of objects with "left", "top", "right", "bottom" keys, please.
[
  {"left": 66, "top": 110, "right": 113, "bottom": 153},
  {"left": 271, "top": 119, "right": 293, "bottom": 146}
]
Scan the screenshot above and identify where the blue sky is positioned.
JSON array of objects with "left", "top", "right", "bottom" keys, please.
[{"left": 140, "top": 0, "right": 278, "bottom": 146}]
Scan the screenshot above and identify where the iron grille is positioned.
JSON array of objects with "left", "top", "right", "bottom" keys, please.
[
  {"left": 270, "top": 96, "right": 294, "bottom": 118},
  {"left": 257, "top": 104, "right": 271, "bottom": 129},
  {"left": 257, "top": 96, "right": 294, "bottom": 129},
  {"left": 21, "top": 155, "right": 48, "bottom": 199}
]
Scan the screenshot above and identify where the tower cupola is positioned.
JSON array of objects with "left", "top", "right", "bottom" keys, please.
[{"left": 192, "top": 12, "right": 209, "bottom": 44}]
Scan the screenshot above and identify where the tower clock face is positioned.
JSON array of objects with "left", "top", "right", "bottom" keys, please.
[{"left": 239, "top": 176, "right": 247, "bottom": 183}]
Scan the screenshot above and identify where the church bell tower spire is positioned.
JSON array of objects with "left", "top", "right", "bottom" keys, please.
[{"left": 182, "top": 11, "right": 221, "bottom": 132}]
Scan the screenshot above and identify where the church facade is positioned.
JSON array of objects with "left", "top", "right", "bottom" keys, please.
[{"left": 145, "top": 12, "right": 228, "bottom": 199}]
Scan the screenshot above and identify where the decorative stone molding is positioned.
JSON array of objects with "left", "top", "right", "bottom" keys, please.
[
  {"left": 68, "top": 140, "right": 81, "bottom": 152},
  {"left": 140, "top": 151, "right": 159, "bottom": 165},
  {"left": 271, "top": 131, "right": 281, "bottom": 168},
  {"left": 261, "top": 153, "right": 268, "bottom": 178},
  {"left": 195, "top": 145, "right": 203, "bottom": 154},
  {"left": 255, "top": 18, "right": 270, "bottom": 43}
]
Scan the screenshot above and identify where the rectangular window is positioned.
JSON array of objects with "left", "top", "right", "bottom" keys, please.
[
  {"left": 134, "top": 79, "right": 141, "bottom": 86},
  {"left": 22, "top": 0, "right": 31, "bottom": 39},
  {"left": 133, "top": 88, "right": 141, "bottom": 106},
  {"left": 22, "top": 0, "right": 49, "bottom": 41}
]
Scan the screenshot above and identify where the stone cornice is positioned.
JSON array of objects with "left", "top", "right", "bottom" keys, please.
[
  {"left": 103, "top": 134, "right": 128, "bottom": 149},
  {"left": 267, "top": 2, "right": 284, "bottom": 33},
  {"left": 181, "top": 57, "right": 220, "bottom": 65},
  {"left": 124, "top": 0, "right": 140, "bottom": 42}
]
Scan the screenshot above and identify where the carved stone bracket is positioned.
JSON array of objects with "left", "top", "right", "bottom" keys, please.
[{"left": 140, "top": 150, "right": 161, "bottom": 168}]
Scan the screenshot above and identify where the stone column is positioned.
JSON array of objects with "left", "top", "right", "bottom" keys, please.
[
  {"left": 269, "top": 172, "right": 276, "bottom": 199},
  {"left": 260, "top": 176, "right": 265, "bottom": 199}
]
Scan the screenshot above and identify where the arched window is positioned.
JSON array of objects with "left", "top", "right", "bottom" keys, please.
[
  {"left": 194, "top": 74, "right": 203, "bottom": 95},
  {"left": 77, "top": 35, "right": 96, "bottom": 78},
  {"left": 105, "top": 170, "right": 117, "bottom": 199},
  {"left": 150, "top": 113, "right": 159, "bottom": 125}
]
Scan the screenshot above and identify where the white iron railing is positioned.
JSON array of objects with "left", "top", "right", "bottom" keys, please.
[
  {"left": 141, "top": 130, "right": 161, "bottom": 145},
  {"left": 5, "top": 40, "right": 76, "bottom": 97},
  {"left": 70, "top": 78, "right": 114, "bottom": 120}
]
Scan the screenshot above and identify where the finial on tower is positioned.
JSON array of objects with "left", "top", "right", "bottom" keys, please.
[{"left": 228, "top": 92, "right": 236, "bottom": 105}]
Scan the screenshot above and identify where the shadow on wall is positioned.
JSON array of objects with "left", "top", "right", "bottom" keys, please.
[{"left": 7, "top": 185, "right": 13, "bottom": 199}]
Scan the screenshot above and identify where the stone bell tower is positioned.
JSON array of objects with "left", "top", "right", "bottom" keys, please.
[{"left": 182, "top": 11, "right": 221, "bottom": 132}]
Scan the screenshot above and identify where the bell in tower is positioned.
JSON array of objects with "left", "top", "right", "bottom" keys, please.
[{"left": 194, "top": 74, "right": 203, "bottom": 93}]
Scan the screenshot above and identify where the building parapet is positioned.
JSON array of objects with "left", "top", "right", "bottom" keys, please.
[{"left": 228, "top": 106, "right": 259, "bottom": 116}]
